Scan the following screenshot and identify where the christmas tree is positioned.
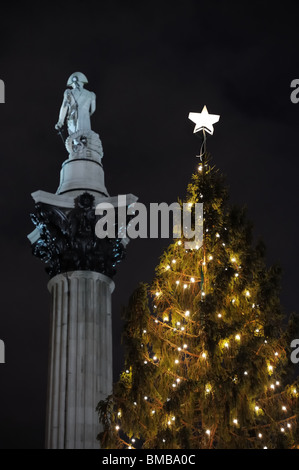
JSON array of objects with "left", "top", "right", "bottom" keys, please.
[{"left": 97, "top": 110, "right": 299, "bottom": 449}]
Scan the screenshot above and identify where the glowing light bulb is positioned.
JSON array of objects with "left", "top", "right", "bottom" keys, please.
[
  {"left": 235, "top": 334, "right": 241, "bottom": 341},
  {"left": 268, "top": 365, "right": 273, "bottom": 372},
  {"left": 202, "top": 352, "right": 207, "bottom": 359},
  {"left": 132, "top": 439, "right": 136, "bottom": 443},
  {"left": 216, "top": 233, "right": 220, "bottom": 238},
  {"left": 163, "top": 439, "right": 166, "bottom": 443},
  {"left": 232, "top": 299, "right": 236, "bottom": 304},
  {"left": 115, "top": 426, "right": 120, "bottom": 431},
  {"left": 152, "top": 410, "right": 155, "bottom": 414},
  {"left": 202, "top": 261, "right": 206, "bottom": 266},
  {"left": 282, "top": 406, "right": 287, "bottom": 411},
  {"left": 231, "top": 257, "right": 236, "bottom": 263},
  {"left": 183, "top": 344, "right": 188, "bottom": 349},
  {"left": 258, "top": 433, "right": 262, "bottom": 438},
  {"left": 293, "top": 389, "right": 297, "bottom": 395},
  {"left": 144, "top": 361, "right": 148, "bottom": 364},
  {"left": 128, "top": 446, "right": 132, "bottom": 449},
  {"left": 208, "top": 255, "right": 213, "bottom": 261},
  {"left": 178, "top": 347, "right": 182, "bottom": 352},
  {"left": 177, "top": 322, "right": 181, "bottom": 326},
  {"left": 168, "top": 420, "right": 171, "bottom": 425},
  {"left": 185, "top": 310, "right": 190, "bottom": 316},
  {"left": 233, "top": 419, "right": 238, "bottom": 425},
  {"left": 155, "top": 319, "right": 158, "bottom": 323},
  {"left": 172, "top": 259, "right": 176, "bottom": 264},
  {"left": 263, "top": 447, "right": 268, "bottom": 449},
  {"left": 175, "top": 359, "right": 179, "bottom": 364},
  {"left": 190, "top": 277, "right": 195, "bottom": 283},
  {"left": 198, "top": 165, "right": 203, "bottom": 172},
  {"left": 166, "top": 265, "right": 170, "bottom": 270},
  {"left": 206, "top": 430, "right": 211, "bottom": 435},
  {"left": 255, "top": 406, "right": 259, "bottom": 412},
  {"left": 218, "top": 314, "right": 222, "bottom": 318},
  {"left": 270, "top": 384, "right": 275, "bottom": 390},
  {"left": 126, "top": 370, "right": 129, "bottom": 374},
  {"left": 176, "top": 280, "right": 180, "bottom": 285},
  {"left": 172, "top": 383, "right": 176, "bottom": 388},
  {"left": 184, "top": 284, "right": 188, "bottom": 289},
  {"left": 188, "top": 202, "right": 192, "bottom": 207},
  {"left": 245, "top": 290, "right": 250, "bottom": 297},
  {"left": 144, "top": 396, "right": 148, "bottom": 401},
  {"left": 178, "top": 241, "right": 182, "bottom": 246},
  {"left": 287, "top": 423, "right": 291, "bottom": 428},
  {"left": 235, "top": 273, "right": 239, "bottom": 277},
  {"left": 172, "top": 416, "right": 175, "bottom": 421},
  {"left": 224, "top": 342, "right": 229, "bottom": 348},
  {"left": 222, "top": 243, "right": 226, "bottom": 247},
  {"left": 281, "top": 427, "right": 285, "bottom": 433},
  {"left": 176, "top": 378, "right": 180, "bottom": 383},
  {"left": 252, "top": 303, "right": 255, "bottom": 308},
  {"left": 134, "top": 402, "right": 137, "bottom": 406},
  {"left": 153, "top": 356, "right": 157, "bottom": 361},
  {"left": 275, "top": 352, "right": 278, "bottom": 356},
  {"left": 164, "top": 317, "right": 168, "bottom": 322},
  {"left": 143, "top": 329, "right": 147, "bottom": 334},
  {"left": 276, "top": 381, "right": 280, "bottom": 386},
  {"left": 244, "top": 371, "right": 248, "bottom": 375},
  {"left": 155, "top": 292, "right": 161, "bottom": 297},
  {"left": 201, "top": 292, "right": 206, "bottom": 297}
]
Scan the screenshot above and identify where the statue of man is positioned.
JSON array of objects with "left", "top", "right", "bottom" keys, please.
[{"left": 55, "top": 72, "right": 96, "bottom": 135}]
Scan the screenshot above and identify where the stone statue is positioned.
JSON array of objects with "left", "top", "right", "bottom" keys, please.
[
  {"left": 55, "top": 72, "right": 103, "bottom": 162},
  {"left": 55, "top": 72, "right": 96, "bottom": 135}
]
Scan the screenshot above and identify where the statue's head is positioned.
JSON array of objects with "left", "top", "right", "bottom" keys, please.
[{"left": 67, "top": 72, "right": 88, "bottom": 89}]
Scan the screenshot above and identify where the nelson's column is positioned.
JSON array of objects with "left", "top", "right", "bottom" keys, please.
[{"left": 27, "top": 72, "right": 137, "bottom": 449}]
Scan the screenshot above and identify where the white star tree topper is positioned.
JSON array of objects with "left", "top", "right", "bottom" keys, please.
[{"left": 188, "top": 105, "right": 220, "bottom": 135}]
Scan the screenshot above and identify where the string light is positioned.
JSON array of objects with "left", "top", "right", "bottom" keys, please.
[
  {"left": 144, "top": 396, "right": 148, "bottom": 401},
  {"left": 132, "top": 439, "right": 136, "bottom": 443},
  {"left": 175, "top": 359, "right": 179, "bottom": 364},
  {"left": 216, "top": 233, "right": 220, "bottom": 238},
  {"left": 276, "top": 381, "right": 280, "bottom": 386},
  {"left": 218, "top": 314, "right": 222, "bottom": 318},
  {"left": 152, "top": 410, "right": 155, "bottom": 415},
  {"left": 206, "top": 429, "right": 211, "bottom": 435},
  {"left": 164, "top": 316, "right": 169, "bottom": 322},
  {"left": 115, "top": 426, "right": 120, "bottom": 431},
  {"left": 143, "top": 330, "right": 147, "bottom": 334},
  {"left": 255, "top": 406, "right": 259, "bottom": 412},
  {"left": 224, "top": 342, "right": 229, "bottom": 349},
  {"left": 282, "top": 406, "right": 287, "bottom": 411},
  {"left": 144, "top": 361, "right": 148, "bottom": 364},
  {"left": 176, "top": 280, "right": 180, "bottom": 285},
  {"left": 178, "top": 241, "right": 182, "bottom": 246},
  {"left": 184, "top": 284, "right": 188, "bottom": 289},
  {"left": 190, "top": 277, "right": 195, "bottom": 283},
  {"left": 287, "top": 423, "right": 292, "bottom": 428},
  {"left": 185, "top": 310, "right": 190, "bottom": 316},
  {"left": 183, "top": 344, "right": 188, "bottom": 349},
  {"left": 281, "top": 428, "right": 285, "bottom": 433},
  {"left": 202, "top": 352, "right": 207, "bottom": 359},
  {"left": 201, "top": 292, "right": 206, "bottom": 297},
  {"left": 172, "top": 259, "right": 176, "bottom": 264},
  {"left": 245, "top": 290, "right": 250, "bottom": 297},
  {"left": 232, "top": 299, "right": 236, "bottom": 304},
  {"left": 244, "top": 371, "right": 248, "bottom": 375},
  {"left": 153, "top": 356, "right": 157, "bottom": 361},
  {"left": 208, "top": 255, "right": 213, "bottom": 261},
  {"left": 235, "top": 334, "right": 241, "bottom": 341},
  {"left": 155, "top": 292, "right": 161, "bottom": 297},
  {"left": 275, "top": 352, "right": 279, "bottom": 356},
  {"left": 166, "top": 265, "right": 170, "bottom": 271},
  {"left": 231, "top": 257, "right": 236, "bottom": 263},
  {"left": 233, "top": 419, "right": 238, "bottom": 425},
  {"left": 235, "top": 273, "right": 239, "bottom": 277},
  {"left": 198, "top": 165, "right": 203, "bottom": 172},
  {"left": 258, "top": 433, "right": 263, "bottom": 438}
]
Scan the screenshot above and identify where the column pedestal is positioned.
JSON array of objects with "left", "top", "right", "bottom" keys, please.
[{"left": 45, "top": 270, "right": 114, "bottom": 449}]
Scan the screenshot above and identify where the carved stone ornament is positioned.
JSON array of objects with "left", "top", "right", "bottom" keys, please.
[{"left": 30, "top": 192, "right": 125, "bottom": 278}]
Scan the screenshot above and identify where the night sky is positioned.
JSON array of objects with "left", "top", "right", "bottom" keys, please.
[{"left": 0, "top": 0, "right": 299, "bottom": 449}]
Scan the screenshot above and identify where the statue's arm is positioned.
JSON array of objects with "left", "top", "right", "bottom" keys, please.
[
  {"left": 55, "top": 90, "right": 69, "bottom": 129},
  {"left": 90, "top": 92, "right": 96, "bottom": 116}
]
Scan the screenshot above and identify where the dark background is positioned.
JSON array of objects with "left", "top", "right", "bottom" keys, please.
[{"left": 0, "top": 0, "right": 299, "bottom": 448}]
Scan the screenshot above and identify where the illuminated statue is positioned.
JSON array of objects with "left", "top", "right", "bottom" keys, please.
[{"left": 55, "top": 72, "right": 96, "bottom": 135}]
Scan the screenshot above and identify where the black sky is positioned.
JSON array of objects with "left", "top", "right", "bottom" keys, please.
[{"left": 0, "top": 0, "right": 299, "bottom": 448}]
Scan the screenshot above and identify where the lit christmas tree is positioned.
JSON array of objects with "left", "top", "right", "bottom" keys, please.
[{"left": 97, "top": 108, "right": 299, "bottom": 449}]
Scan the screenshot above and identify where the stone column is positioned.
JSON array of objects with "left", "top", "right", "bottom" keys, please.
[{"left": 45, "top": 271, "right": 114, "bottom": 449}]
